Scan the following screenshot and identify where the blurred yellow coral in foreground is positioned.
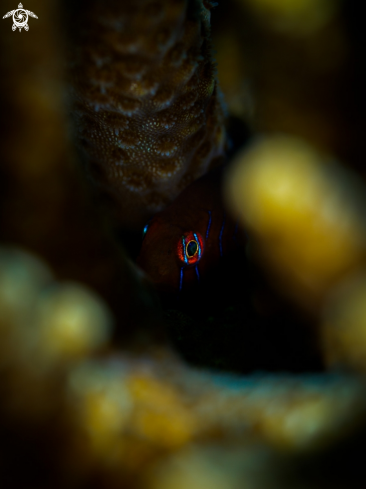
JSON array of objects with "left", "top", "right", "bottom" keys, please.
[
  {"left": 322, "top": 274, "right": 366, "bottom": 371},
  {"left": 2, "top": 247, "right": 366, "bottom": 486},
  {"left": 237, "top": 0, "right": 339, "bottom": 35},
  {"left": 38, "top": 284, "right": 112, "bottom": 361},
  {"left": 225, "top": 135, "right": 366, "bottom": 308}
]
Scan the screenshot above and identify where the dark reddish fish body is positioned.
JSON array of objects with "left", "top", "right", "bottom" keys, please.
[{"left": 137, "top": 165, "right": 245, "bottom": 294}]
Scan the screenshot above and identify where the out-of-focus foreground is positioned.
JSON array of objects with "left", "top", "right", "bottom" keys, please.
[{"left": 1, "top": 0, "right": 366, "bottom": 488}]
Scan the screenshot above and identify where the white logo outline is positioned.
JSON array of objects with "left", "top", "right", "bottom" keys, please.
[{"left": 3, "top": 3, "right": 38, "bottom": 31}]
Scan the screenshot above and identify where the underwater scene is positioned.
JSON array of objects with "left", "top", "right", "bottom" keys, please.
[{"left": 1, "top": 0, "right": 366, "bottom": 487}]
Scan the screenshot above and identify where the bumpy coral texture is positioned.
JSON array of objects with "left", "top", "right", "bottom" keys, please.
[{"left": 69, "top": 0, "right": 226, "bottom": 228}]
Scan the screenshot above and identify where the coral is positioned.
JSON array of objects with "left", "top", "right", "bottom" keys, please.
[
  {"left": 68, "top": 0, "right": 226, "bottom": 229},
  {"left": 0, "top": 0, "right": 160, "bottom": 332},
  {"left": 224, "top": 133, "right": 366, "bottom": 377},
  {"left": 235, "top": 0, "right": 339, "bottom": 36},
  {"left": 224, "top": 135, "right": 366, "bottom": 310},
  {"left": 2, "top": 249, "right": 366, "bottom": 487},
  {"left": 322, "top": 274, "right": 366, "bottom": 371},
  {"left": 210, "top": 0, "right": 363, "bottom": 174}
]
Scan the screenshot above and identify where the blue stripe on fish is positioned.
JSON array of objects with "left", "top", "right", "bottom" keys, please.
[
  {"left": 182, "top": 236, "right": 188, "bottom": 265},
  {"left": 206, "top": 211, "right": 212, "bottom": 240},
  {"left": 179, "top": 266, "right": 184, "bottom": 291},
  {"left": 195, "top": 265, "right": 200, "bottom": 281},
  {"left": 193, "top": 232, "right": 202, "bottom": 260}
]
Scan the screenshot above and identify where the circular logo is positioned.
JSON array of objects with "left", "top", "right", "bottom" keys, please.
[{"left": 13, "top": 8, "right": 28, "bottom": 28}]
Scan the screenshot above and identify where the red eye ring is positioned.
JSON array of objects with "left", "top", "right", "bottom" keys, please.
[{"left": 177, "top": 231, "right": 204, "bottom": 266}]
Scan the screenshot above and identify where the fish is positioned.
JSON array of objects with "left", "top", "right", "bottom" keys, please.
[{"left": 137, "top": 163, "right": 246, "bottom": 294}]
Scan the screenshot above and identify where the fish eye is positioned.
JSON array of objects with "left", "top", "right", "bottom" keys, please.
[
  {"left": 177, "top": 231, "right": 204, "bottom": 266},
  {"left": 186, "top": 240, "right": 198, "bottom": 258}
]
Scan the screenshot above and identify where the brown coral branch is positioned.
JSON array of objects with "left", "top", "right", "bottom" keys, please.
[{"left": 68, "top": 0, "right": 226, "bottom": 229}]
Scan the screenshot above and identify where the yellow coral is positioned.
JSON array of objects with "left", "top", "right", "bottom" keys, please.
[
  {"left": 38, "top": 284, "right": 112, "bottom": 361},
  {"left": 237, "top": 0, "right": 339, "bottom": 36},
  {"left": 224, "top": 135, "right": 366, "bottom": 307},
  {"left": 128, "top": 375, "right": 196, "bottom": 448},
  {"left": 322, "top": 274, "right": 366, "bottom": 371}
]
